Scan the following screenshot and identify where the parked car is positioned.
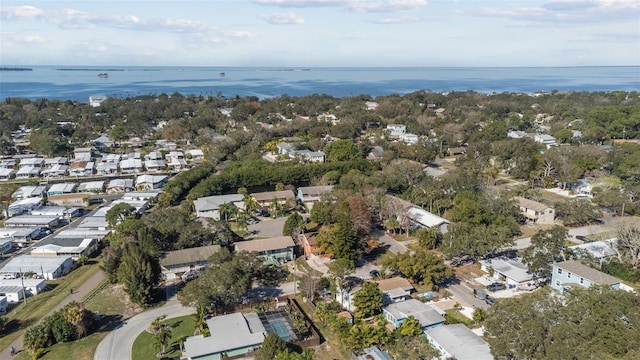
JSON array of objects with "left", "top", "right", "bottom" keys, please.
[
  {"left": 369, "top": 270, "right": 380, "bottom": 278},
  {"left": 485, "top": 297, "right": 497, "bottom": 306},
  {"left": 246, "top": 218, "right": 259, "bottom": 225},
  {"left": 473, "top": 287, "right": 488, "bottom": 300},
  {"left": 487, "top": 282, "right": 507, "bottom": 292}
]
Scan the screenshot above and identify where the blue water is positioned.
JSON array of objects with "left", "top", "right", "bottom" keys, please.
[{"left": 0, "top": 65, "right": 638, "bottom": 102}]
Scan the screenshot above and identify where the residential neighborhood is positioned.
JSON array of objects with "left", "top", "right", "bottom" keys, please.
[{"left": 0, "top": 90, "right": 638, "bottom": 360}]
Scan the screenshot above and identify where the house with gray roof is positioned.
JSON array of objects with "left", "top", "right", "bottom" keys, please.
[
  {"left": 235, "top": 236, "right": 296, "bottom": 265},
  {"left": 183, "top": 312, "right": 266, "bottom": 360},
  {"left": 193, "top": 194, "right": 245, "bottom": 220},
  {"left": 551, "top": 260, "right": 625, "bottom": 293},
  {"left": 480, "top": 258, "right": 534, "bottom": 288},
  {"left": 383, "top": 299, "right": 445, "bottom": 330},
  {"left": 0, "top": 255, "right": 73, "bottom": 280},
  {"left": 425, "top": 324, "right": 493, "bottom": 360},
  {"left": 514, "top": 196, "right": 555, "bottom": 225},
  {"left": 159, "top": 245, "right": 220, "bottom": 280}
]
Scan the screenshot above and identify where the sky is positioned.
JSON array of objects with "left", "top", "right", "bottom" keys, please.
[{"left": 1, "top": 0, "right": 639, "bottom": 67}]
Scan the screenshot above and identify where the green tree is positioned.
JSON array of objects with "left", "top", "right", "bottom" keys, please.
[
  {"left": 555, "top": 198, "right": 602, "bottom": 226},
  {"left": 387, "top": 335, "right": 441, "bottom": 360},
  {"left": 397, "top": 315, "right": 423, "bottom": 337},
  {"left": 117, "top": 243, "right": 161, "bottom": 307},
  {"left": 152, "top": 323, "right": 173, "bottom": 356},
  {"left": 522, "top": 225, "right": 568, "bottom": 277},
  {"left": 46, "top": 311, "right": 76, "bottom": 343},
  {"left": 485, "top": 286, "right": 640, "bottom": 359},
  {"left": 274, "top": 348, "right": 315, "bottom": 360},
  {"left": 352, "top": 282, "right": 384, "bottom": 318},
  {"left": 283, "top": 212, "right": 305, "bottom": 237},
  {"left": 105, "top": 203, "right": 136, "bottom": 228},
  {"left": 259, "top": 333, "right": 287, "bottom": 360},
  {"left": 328, "top": 258, "right": 355, "bottom": 280},
  {"left": 325, "top": 139, "right": 362, "bottom": 162},
  {"left": 473, "top": 307, "right": 487, "bottom": 325},
  {"left": 23, "top": 323, "right": 54, "bottom": 354},
  {"left": 381, "top": 249, "right": 452, "bottom": 288}
]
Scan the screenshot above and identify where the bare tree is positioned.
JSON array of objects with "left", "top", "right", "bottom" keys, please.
[{"left": 613, "top": 222, "right": 640, "bottom": 269}]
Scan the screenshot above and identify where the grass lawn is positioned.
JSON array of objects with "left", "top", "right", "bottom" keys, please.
[
  {"left": 445, "top": 309, "right": 473, "bottom": 327},
  {"left": 295, "top": 298, "right": 351, "bottom": 360},
  {"left": 131, "top": 315, "right": 195, "bottom": 360},
  {"left": 0, "top": 261, "right": 102, "bottom": 352},
  {"left": 14, "top": 332, "right": 108, "bottom": 360}
]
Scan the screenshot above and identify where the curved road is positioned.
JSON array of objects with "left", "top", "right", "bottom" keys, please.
[{"left": 94, "top": 297, "right": 194, "bottom": 360}]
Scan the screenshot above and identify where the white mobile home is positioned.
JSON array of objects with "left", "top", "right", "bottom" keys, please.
[{"left": 0, "top": 255, "right": 74, "bottom": 280}]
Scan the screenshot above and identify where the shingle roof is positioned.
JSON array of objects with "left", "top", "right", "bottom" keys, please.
[
  {"left": 160, "top": 245, "right": 220, "bottom": 268},
  {"left": 554, "top": 260, "right": 621, "bottom": 285},
  {"left": 514, "top": 196, "right": 551, "bottom": 212},
  {"left": 235, "top": 236, "right": 295, "bottom": 253},
  {"left": 251, "top": 190, "right": 295, "bottom": 202},
  {"left": 376, "top": 277, "right": 414, "bottom": 293}
]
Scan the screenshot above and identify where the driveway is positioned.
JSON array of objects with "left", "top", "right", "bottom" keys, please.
[
  {"left": 444, "top": 281, "right": 489, "bottom": 309},
  {"left": 376, "top": 233, "right": 408, "bottom": 254},
  {"left": 247, "top": 217, "right": 287, "bottom": 238},
  {"left": 94, "top": 297, "right": 194, "bottom": 360}
]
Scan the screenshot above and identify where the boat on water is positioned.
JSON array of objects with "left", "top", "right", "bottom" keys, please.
[
  {"left": 98, "top": 73, "right": 108, "bottom": 78},
  {"left": 219, "top": 72, "right": 225, "bottom": 77}
]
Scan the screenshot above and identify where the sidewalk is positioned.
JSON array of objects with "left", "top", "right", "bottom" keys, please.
[{"left": 0, "top": 270, "right": 106, "bottom": 359}]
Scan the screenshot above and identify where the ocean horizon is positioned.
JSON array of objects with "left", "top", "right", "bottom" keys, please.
[{"left": 1, "top": 65, "right": 638, "bottom": 102}]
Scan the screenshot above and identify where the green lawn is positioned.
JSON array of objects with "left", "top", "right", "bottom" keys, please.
[
  {"left": 15, "top": 332, "right": 108, "bottom": 360},
  {"left": 131, "top": 315, "right": 195, "bottom": 360},
  {"left": 0, "top": 261, "right": 102, "bottom": 352},
  {"left": 445, "top": 309, "right": 472, "bottom": 327}
]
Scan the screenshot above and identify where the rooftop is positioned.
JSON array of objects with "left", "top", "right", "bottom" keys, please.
[
  {"left": 514, "top": 196, "right": 551, "bottom": 212},
  {"left": 406, "top": 207, "right": 449, "bottom": 228},
  {"left": 384, "top": 299, "right": 445, "bottom": 328},
  {"left": 193, "top": 194, "right": 244, "bottom": 212},
  {"left": 252, "top": 190, "right": 295, "bottom": 202},
  {"left": 554, "top": 260, "right": 621, "bottom": 285},
  {"left": 160, "top": 245, "right": 221, "bottom": 268},
  {"left": 480, "top": 258, "right": 534, "bottom": 283},
  {"left": 235, "top": 236, "right": 295, "bottom": 253},
  {"left": 376, "top": 277, "right": 414, "bottom": 293},
  {"left": 425, "top": 324, "right": 493, "bottom": 360},
  {"left": 1, "top": 255, "right": 72, "bottom": 274}
]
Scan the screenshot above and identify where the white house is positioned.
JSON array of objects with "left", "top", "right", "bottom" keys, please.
[
  {"left": 479, "top": 258, "right": 534, "bottom": 289},
  {"left": 120, "top": 159, "right": 143, "bottom": 173},
  {"left": 77, "top": 181, "right": 105, "bottom": 193},
  {"left": 297, "top": 186, "right": 334, "bottom": 210},
  {"left": 0, "top": 255, "right": 74, "bottom": 280},
  {"left": 89, "top": 95, "right": 107, "bottom": 107},
  {"left": 386, "top": 124, "right": 407, "bottom": 139},
  {"left": 0, "top": 239, "right": 13, "bottom": 255},
  {"left": 425, "top": 324, "right": 493, "bottom": 360},
  {"left": 135, "top": 175, "right": 169, "bottom": 190},
  {"left": 405, "top": 207, "right": 450, "bottom": 234},
  {"left": 0, "top": 168, "right": 14, "bottom": 181},
  {"left": 15, "top": 166, "right": 41, "bottom": 178},
  {"left": 73, "top": 148, "right": 93, "bottom": 162},
  {"left": 0, "top": 286, "right": 24, "bottom": 303},
  {"left": 40, "top": 164, "right": 68, "bottom": 177},
  {"left": 7, "top": 197, "right": 43, "bottom": 217},
  {"left": 106, "top": 179, "right": 134, "bottom": 193},
  {"left": 193, "top": 194, "right": 245, "bottom": 220},
  {"left": 46, "top": 183, "right": 76, "bottom": 196},
  {"left": 534, "top": 134, "right": 557, "bottom": 148},
  {"left": 12, "top": 186, "right": 46, "bottom": 199},
  {"left": 0, "top": 279, "right": 46, "bottom": 296},
  {"left": 144, "top": 160, "right": 166, "bottom": 172},
  {"left": 95, "top": 162, "right": 118, "bottom": 176},
  {"left": 400, "top": 133, "right": 419, "bottom": 145},
  {"left": 383, "top": 299, "right": 445, "bottom": 330}
]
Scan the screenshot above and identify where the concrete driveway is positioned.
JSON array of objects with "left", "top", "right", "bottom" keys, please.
[
  {"left": 94, "top": 297, "right": 194, "bottom": 360},
  {"left": 376, "top": 232, "right": 409, "bottom": 254},
  {"left": 247, "top": 217, "right": 287, "bottom": 238}
]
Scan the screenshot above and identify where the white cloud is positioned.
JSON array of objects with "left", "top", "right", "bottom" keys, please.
[
  {"left": 257, "top": 0, "right": 428, "bottom": 12},
  {"left": 256, "top": 0, "right": 344, "bottom": 7},
  {"left": 0, "top": 5, "right": 46, "bottom": 19},
  {"left": 259, "top": 11, "right": 305, "bottom": 24},
  {"left": 348, "top": 0, "right": 428, "bottom": 13},
  {"left": 475, "top": 0, "right": 639, "bottom": 24},
  {"left": 372, "top": 15, "right": 423, "bottom": 24},
  {"left": 1, "top": 32, "right": 46, "bottom": 43}
]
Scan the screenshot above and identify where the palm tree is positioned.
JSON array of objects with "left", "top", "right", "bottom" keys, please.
[
  {"left": 243, "top": 194, "right": 258, "bottom": 215},
  {"left": 236, "top": 210, "right": 249, "bottom": 233},
  {"left": 152, "top": 324, "right": 172, "bottom": 356},
  {"left": 218, "top": 203, "right": 233, "bottom": 222}
]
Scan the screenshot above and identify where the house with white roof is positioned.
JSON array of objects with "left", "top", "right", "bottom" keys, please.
[
  {"left": 193, "top": 194, "right": 245, "bottom": 220},
  {"left": 122, "top": 190, "right": 161, "bottom": 202},
  {"left": 19, "top": 157, "right": 45, "bottom": 168},
  {"left": 89, "top": 95, "right": 107, "bottom": 107},
  {"left": 297, "top": 186, "right": 334, "bottom": 210},
  {"left": 425, "top": 324, "right": 493, "bottom": 360},
  {"left": 77, "top": 181, "right": 105, "bottom": 193},
  {"left": 187, "top": 149, "right": 205, "bottom": 160},
  {"left": 119, "top": 158, "right": 143, "bottom": 173},
  {"left": 0, "top": 255, "right": 74, "bottom": 280},
  {"left": 106, "top": 179, "right": 134, "bottom": 193},
  {"left": 386, "top": 124, "right": 407, "bottom": 140},
  {"left": 400, "top": 133, "right": 419, "bottom": 145},
  {"left": 167, "top": 157, "right": 188, "bottom": 170},
  {"left": 68, "top": 161, "right": 94, "bottom": 176},
  {"left": 480, "top": 258, "right": 534, "bottom": 288},
  {"left": 73, "top": 148, "right": 93, "bottom": 161},
  {"left": 95, "top": 162, "right": 118, "bottom": 176},
  {"left": 7, "top": 197, "right": 43, "bottom": 217},
  {"left": 40, "top": 164, "right": 68, "bottom": 177},
  {"left": 291, "top": 149, "right": 326, "bottom": 163},
  {"left": 15, "top": 166, "right": 41, "bottom": 178},
  {"left": 145, "top": 151, "right": 163, "bottom": 161},
  {"left": 0, "top": 279, "right": 46, "bottom": 296},
  {"left": 534, "top": 134, "right": 557, "bottom": 148},
  {"left": 0, "top": 168, "right": 15, "bottom": 181},
  {"left": 44, "top": 157, "right": 68, "bottom": 167},
  {"left": 569, "top": 239, "right": 617, "bottom": 260},
  {"left": 383, "top": 299, "right": 445, "bottom": 330},
  {"left": 92, "top": 134, "right": 113, "bottom": 149},
  {"left": 405, "top": 207, "right": 450, "bottom": 234},
  {"left": 135, "top": 174, "right": 168, "bottom": 190},
  {"left": 144, "top": 160, "right": 166, "bottom": 172},
  {"left": 183, "top": 312, "right": 266, "bottom": 360},
  {"left": 47, "top": 183, "right": 76, "bottom": 196},
  {"left": 4, "top": 215, "right": 60, "bottom": 229},
  {"left": 365, "top": 101, "right": 379, "bottom": 111},
  {"left": 12, "top": 186, "right": 46, "bottom": 199}
]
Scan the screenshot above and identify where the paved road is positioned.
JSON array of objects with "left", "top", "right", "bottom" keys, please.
[
  {"left": 0, "top": 270, "right": 107, "bottom": 359},
  {"left": 94, "top": 297, "right": 194, "bottom": 360},
  {"left": 377, "top": 233, "right": 408, "bottom": 254},
  {"left": 444, "top": 281, "right": 489, "bottom": 309}
]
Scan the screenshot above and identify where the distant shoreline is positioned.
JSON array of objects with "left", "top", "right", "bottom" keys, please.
[{"left": 0, "top": 67, "right": 32, "bottom": 71}]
